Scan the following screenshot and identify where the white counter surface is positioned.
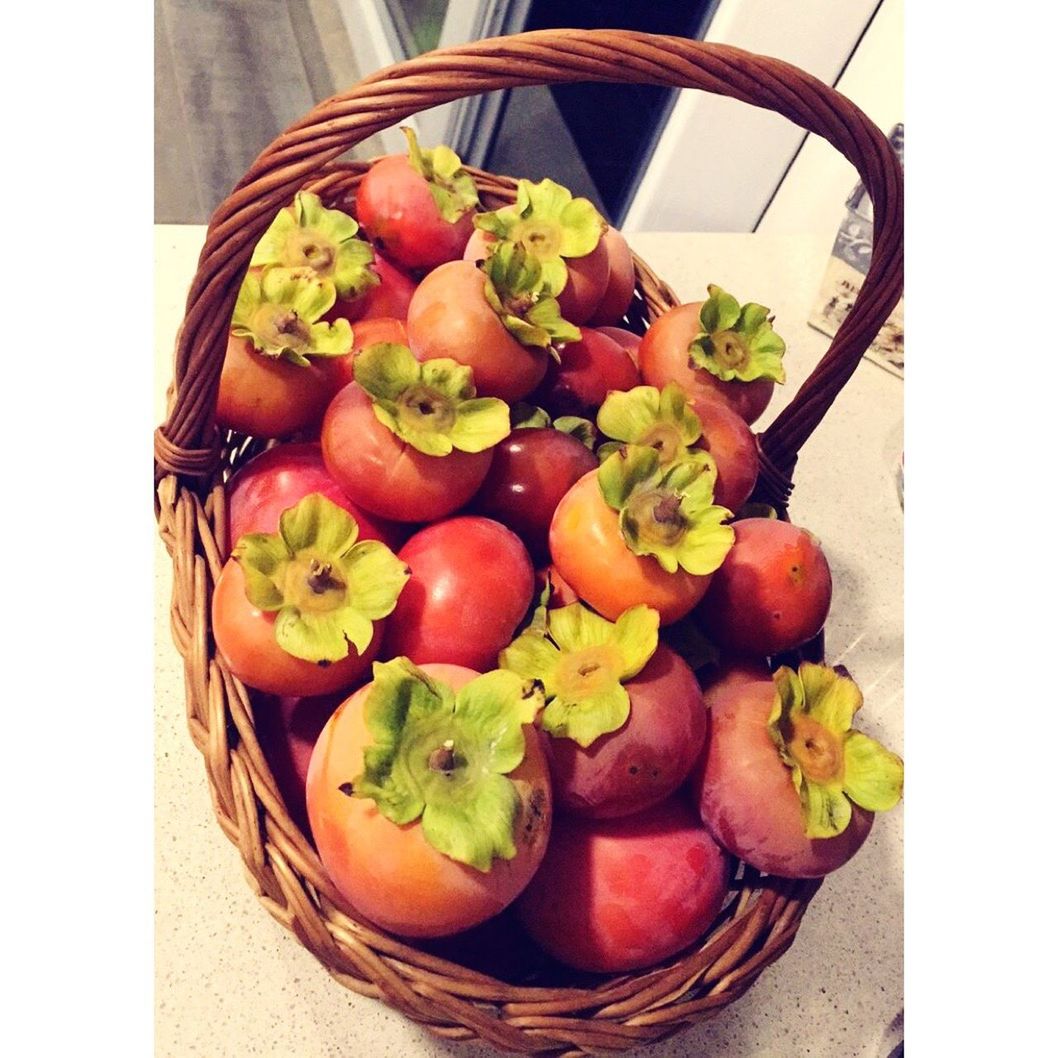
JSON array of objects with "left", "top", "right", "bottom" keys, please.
[{"left": 155, "top": 225, "right": 903, "bottom": 1057}]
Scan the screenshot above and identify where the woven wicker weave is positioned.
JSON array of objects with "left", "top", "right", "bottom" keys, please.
[{"left": 154, "top": 29, "right": 903, "bottom": 1056}]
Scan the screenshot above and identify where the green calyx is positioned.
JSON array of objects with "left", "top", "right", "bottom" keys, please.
[
  {"left": 352, "top": 658, "right": 545, "bottom": 871},
  {"left": 509, "top": 403, "right": 597, "bottom": 449},
  {"left": 768, "top": 663, "right": 904, "bottom": 839},
  {"left": 250, "top": 192, "right": 378, "bottom": 300},
  {"left": 597, "top": 382, "right": 714, "bottom": 471},
  {"left": 475, "top": 177, "right": 605, "bottom": 295},
  {"left": 689, "top": 284, "right": 787, "bottom": 384},
  {"left": 231, "top": 267, "right": 353, "bottom": 366},
  {"left": 500, "top": 602, "right": 659, "bottom": 748},
  {"left": 401, "top": 126, "right": 479, "bottom": 223},
  {"left": 233, "top": 494, "right": 409, "bottom": 663},
  {"left": 597, "top": 445, "right": 734, "bottom": 575},
  {"left": 481, "top": 242, "right": 581, "bottom": 351},
  {"left": 354, "top": 343, "right": 510, "bottom": 456}
]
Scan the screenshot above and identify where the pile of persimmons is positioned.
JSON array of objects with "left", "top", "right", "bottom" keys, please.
[{"left": 210, "top": 129, "right": 902, "bottom": 973}]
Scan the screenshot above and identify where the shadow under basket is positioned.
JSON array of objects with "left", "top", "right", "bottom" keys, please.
[{"left": 153, "top": 29, "right": 903, "bottom": 1057}]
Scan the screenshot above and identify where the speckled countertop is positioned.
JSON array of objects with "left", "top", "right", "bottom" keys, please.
[{"left": 155, "top": 226, "right": 903, "bottom": 1058}]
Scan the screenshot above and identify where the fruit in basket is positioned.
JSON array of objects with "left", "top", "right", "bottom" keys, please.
[
  {"left": 596, "top": 324, "right": 642, "bottom": 365},
  {"left": 469, "top": 177, "right": 609, "bottom": 324},
  {"left": 326, "top": 253, "right": 417, "bottom": 325},
  {"left": 693, "top": 662, "right": 903, "bottom": 878},
  {"left": 306, "top": 659, "right": 551, "bottom": 937},
  {"left": 249, "top": 191, "right": 379, "bottom": 302},
  {"left": 686, "top": 395, "right": 759, "bottom": 512},
  {"left": 549, "top": 447, "right": 734, "bottom": 624},
  {"left": 385, "top": 517, "right": 535, "bottom": 671},
  {"left": 532, "top": 326, "right": 639, "bottom": 417},
  {"left": 588, "top": 226, "right": 637, "bottom": 325},
  {"left": 501, "top": 602, "right": 706, "bottom": 818},
  {"left": 217, "top": 268, "right": 353, "bottom": 437},
  {"left": 355, "top": 127, "right": 479, "bottom": 271},
  {"left": 212, "top": 494, "right": 409, "bottom": 696},
  {"left": 639, "top": 285, "right": 787, "bottom": 425},
  {"left": 321, "top": 343, "right": 510, "bottom": 522},
  {"left": 516, "top": 795, "right": 731, "bottom": 973},
  {"left": 225, "top": 442, "right": 404, "bottom": 553},
  {"left": 472, "top": 427, "right": 598, "bottom": 562},
  {"left": 407, "top": 242, "right": 579, "bottom": 403},
  {"left": 698, "top": 517, "right": 832, "bottom": 656}
]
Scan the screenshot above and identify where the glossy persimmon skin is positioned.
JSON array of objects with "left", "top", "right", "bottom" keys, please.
[
  {"left": 406, "top": 261, "right": 550, "bottom": 403},
  {"left": 325, "top": 254, "right": 417, "bottom": 325},
  {"left": 320, "top": 383, "right": 494, "bottom": 522},
  {"left": 698, "top": 518, "right": 832, "bottom": 656},
  {"left": 306, "top": 663, "right": 553, "bottom": 937},
  {"left": 549, "top": 470, "right": 712, "bottom": 626},
  {"left": 596, "top": 325, "right": 642, "bottom": 366},
  {"left": 225, "top": 442, "right": 405, "bottom": 554},
  {"left": 216, "top": 334, "right": 347, "bottom": 439},
  {"left": 516, "top": 795, "right": 732, "bottom": 973},
  {"left": 462, "top": 229, "right": 610, "bottom": 326},
  {"left": 639, "top": 302, "right": 775, "bottom": 425},
  {"left": 355, "top": 155, "right": 475, "bottom": 271},
  {"left": 546, "top": 644, "right": 707, "bottom": 819},
  {"left": 587, "top": 226, "right": 637, "bottom": 325},
  {"left": 384, "top": 517, "right": 535, "bottom": 670},
  {"left": 212, "top": 559, "right": 381, "bottom": 697},
  {"left": 692, "top": 663, "right": 873, "bottom": 878},
  {"left": 533, "top": 327, "right": 640, "bottom": 418},
  {"left": 687, "top": 395, "right": 759, "bottom": 513},
  {"left": 472, "top": 428, "right": 599, "bottom": 562}
]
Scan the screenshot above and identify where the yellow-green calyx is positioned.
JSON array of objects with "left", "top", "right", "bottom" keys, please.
[
  {"left": 500, "top": 603, "right": 660, "bottom": 748},
  {"left": 353, "top": 342, "right": 511, "bottom": 456},
  {"left": 233, "top": 494, "right": 409, "bottom": 663},
  {"left": 481, "top": 241, "right": 581, "bottom": 352},
  {"left": 250, "top": 191, "right": 378, "bottom": 299},
  {"left": 231, "top": 267, "right": 353, "bottom": 366},
  {"left": 768, "top": 663, "right": 904, "bottom": 839},
  {"left": 597, "top": 382, "right": 715, "bottom": 472},
  {"left": 509, "top": 403, "right": 597, "bottom": 448},
  {"left": 352, "top": 658, "right": 544, "bottom": 871},
  {"left": 597, "top": 445, "right": 733, "bottom": 575},
  {"left": 401, "top": 126, "right": 480, "bottom": 223},
  {"left": 474, "top": 177, "right": 605, "bottom": 295},
  {"left": 689, "top": 284, "right": 787, "bottom": 384}
]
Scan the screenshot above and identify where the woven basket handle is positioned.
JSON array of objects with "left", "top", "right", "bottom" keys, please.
[{"left": 154, "top": 28, "right": 902, "bottom": 485}]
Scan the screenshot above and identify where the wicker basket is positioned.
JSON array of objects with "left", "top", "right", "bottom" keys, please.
[{"left": 154, "top": 29, "right": 903, "bottom": 1056}]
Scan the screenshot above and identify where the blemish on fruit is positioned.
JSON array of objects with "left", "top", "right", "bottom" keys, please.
[{"left": 338, "top": 782, "right": 355, "bottom": 797}]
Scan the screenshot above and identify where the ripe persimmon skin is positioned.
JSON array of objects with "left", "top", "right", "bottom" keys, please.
[
  {"left": 549, "top": 470, "right": 712, "bottom": 626},
  {"left": 516, "top": 795, "right": 731, "bottom": 973},
  {"left": 216, "top": 334, "right": 347, "bottom": 439},
  {"left": 406, "top": 260, "right": 549, "bottom": 403},
  {"left": 698, "top": 518, "right": 832, "bottom": 657},
  {"left": 324, "top": 254, "right": 417, "bottom": 326},
  {"left": 404, "top": 258, "right": 550, "bottom": 402},
  {"left": 587, "top": 226, "right": 637, "bottom": 326},
  {"left": 355, "top": 155, "right": 475, "bottom": 271},
  {"left": 306, "top": 663, "right": 553, "bottom": 938},
  {"left": 692, "top": 663, "right": 873, "bottom": 878},
  {"left": 225, "top": 441, "right": 405, "bottom": 555},
  {"left": 687, "top": 395, "right": 760, "bottom": 513},
  {"left": 546, "top": 644, "right": 707, "bottom": 819},
  {"left": 211, "top": 559, "right": 381, "bottom": 697},
  {"left": 639, "top": 302, "right": 775, "bottom": 426},
  {"left": 320, "top": 383, "right": 494, "bottom": 523}
]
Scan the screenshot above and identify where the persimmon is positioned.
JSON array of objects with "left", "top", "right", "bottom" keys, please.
[
  {"left": 639, "top": 285, "right": 787, "bottom": 425},
  {"left": 306, "top": 659, "right": 552, "bottom": 937},
  {"left": 549, "top": 450, "right": 733, "bottom": 625},
  {"left": 692, "top": 662, "right": 903, "bottom": 878}
]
